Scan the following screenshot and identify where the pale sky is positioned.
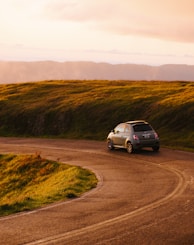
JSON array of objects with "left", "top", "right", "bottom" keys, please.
[{"left": 1, "top": 0, "right": 194, "bottom": 65}]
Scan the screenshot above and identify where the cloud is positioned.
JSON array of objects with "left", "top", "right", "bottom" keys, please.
[
  {"left": 84, "top": 48, "right": 194, "bottom": 59},
  {"left": 44, "top": 0, "right": 110, "bottom": 21},
  {"left": 43, "top": 0, "right": 194, "bottom": 43}
]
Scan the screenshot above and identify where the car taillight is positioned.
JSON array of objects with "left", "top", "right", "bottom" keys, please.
[
  {"left": 133, "top": 134, "right": 139, "bottom": 140},
  {"left": 154, "top": 133, "right": 159, "bottom": 139}
]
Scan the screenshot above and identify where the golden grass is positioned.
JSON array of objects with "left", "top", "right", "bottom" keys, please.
[
  {"left": 0, "top": 154, "right": 97, "bottom": 216},
  {"left": 0, "top": 80, "right": 194, "bottom": 150}
]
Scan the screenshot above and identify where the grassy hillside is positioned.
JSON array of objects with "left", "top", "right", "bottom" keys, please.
[
  {"left": 0, "top": 80, "right": 194, "bottom": 151},
  {"left": 0, "top": 154, "right": 97, "bottom": 216}
]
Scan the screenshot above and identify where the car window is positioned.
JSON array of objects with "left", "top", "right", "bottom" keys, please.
[
  {"left": 125, "top": 124, "right": 130, "bottom": 133},
  {"left": 133, "top": 123, "right": 152, "bottom": 132},
  {"left": 115, "top": 123, "right": 125, "bottom": 133}
]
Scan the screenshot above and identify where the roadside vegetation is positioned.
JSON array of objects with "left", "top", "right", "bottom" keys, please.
[
  {"left": 0, "top": 80, "right": 194, "bottom": 151},
  {"left": 0, "top": 80, "right": 193, "bottom": 215},
  {"left": 0, "top": 153, "right": 97, "bottom": 216}
]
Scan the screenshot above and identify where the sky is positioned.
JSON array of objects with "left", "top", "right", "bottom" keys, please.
[{"left": 1, "top": 0, "right": 194, "bottom": 66}]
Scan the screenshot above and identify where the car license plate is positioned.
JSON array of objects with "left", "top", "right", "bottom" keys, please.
[{"left": 142, "top": 133, "right": 150, "bottom": 139}]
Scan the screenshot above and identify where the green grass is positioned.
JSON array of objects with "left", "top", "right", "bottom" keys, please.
[
  {"left": 0, "top": 80, "right": 194, "bottom": 151},
  {"left": 0, "top": 154, "right": 97, "bottom": 216}
]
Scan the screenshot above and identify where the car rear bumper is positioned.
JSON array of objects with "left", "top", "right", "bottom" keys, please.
[{"left": 133, "top": 141, "right": 160, "bottom": 150}]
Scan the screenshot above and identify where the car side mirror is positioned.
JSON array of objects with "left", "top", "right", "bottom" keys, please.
[{"left": 114, "top": 130, "right": 120, "bottom": 134}]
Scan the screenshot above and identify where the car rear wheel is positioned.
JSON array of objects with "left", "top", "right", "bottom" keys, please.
[
  {"left": 152, "top": 146, "right": 160, "bottom": 152},
  {"left": 107, "top": 139, "right": 114, "bottom": 150},
  {"left": 126, "top": 142, "right": 133, "bottom": 154}
]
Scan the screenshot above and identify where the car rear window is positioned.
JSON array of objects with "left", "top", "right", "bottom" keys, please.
[{"left": 133, "top": 124, "right": 152, "bottom": 132}]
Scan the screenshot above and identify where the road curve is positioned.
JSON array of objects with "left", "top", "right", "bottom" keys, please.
[{"left": 0, "top": 138, "right": 193, "bottom": 245}]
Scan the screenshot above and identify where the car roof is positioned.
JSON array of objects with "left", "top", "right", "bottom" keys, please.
[{"left": 126, "top": 120, "right": 148, "bottom": 125}]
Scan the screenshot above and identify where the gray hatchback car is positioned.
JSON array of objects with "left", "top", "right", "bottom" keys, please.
[{"left": 107, "top": 120, "right": 160, "bottom": 153}]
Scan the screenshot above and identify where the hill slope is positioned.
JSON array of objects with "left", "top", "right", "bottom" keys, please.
[
  {"left": 0, "top": 80, "right": 193, "bottom": 151},
  {"left": 0, "top": 61, "right": 194, "bottom": 83}
]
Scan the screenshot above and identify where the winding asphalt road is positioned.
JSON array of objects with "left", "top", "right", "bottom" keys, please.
[{"left": 0, "top": 138, "right": 194, "bottom": 245}]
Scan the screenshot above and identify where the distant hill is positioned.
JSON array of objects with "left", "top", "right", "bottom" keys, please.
[{"left": 0, "top": 61, "right": 194, "bottom": 83}]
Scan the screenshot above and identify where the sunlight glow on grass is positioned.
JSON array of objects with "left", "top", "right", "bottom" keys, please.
[
  {"left": 0, "top": 154, "right": 97, "bottom": 216},
  {"left": 0, "top": 80, "right": 194, "bottom": 150}
]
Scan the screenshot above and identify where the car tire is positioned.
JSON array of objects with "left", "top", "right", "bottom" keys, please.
[
  {"left": 107, "top": 139, "right": 114, "bottom": 150},
  {"left": 126, "top": 142, "right": 133, "bottom": 154},
  {"left": 152, "top": 146, "right": 160, "bottom": 152}
]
